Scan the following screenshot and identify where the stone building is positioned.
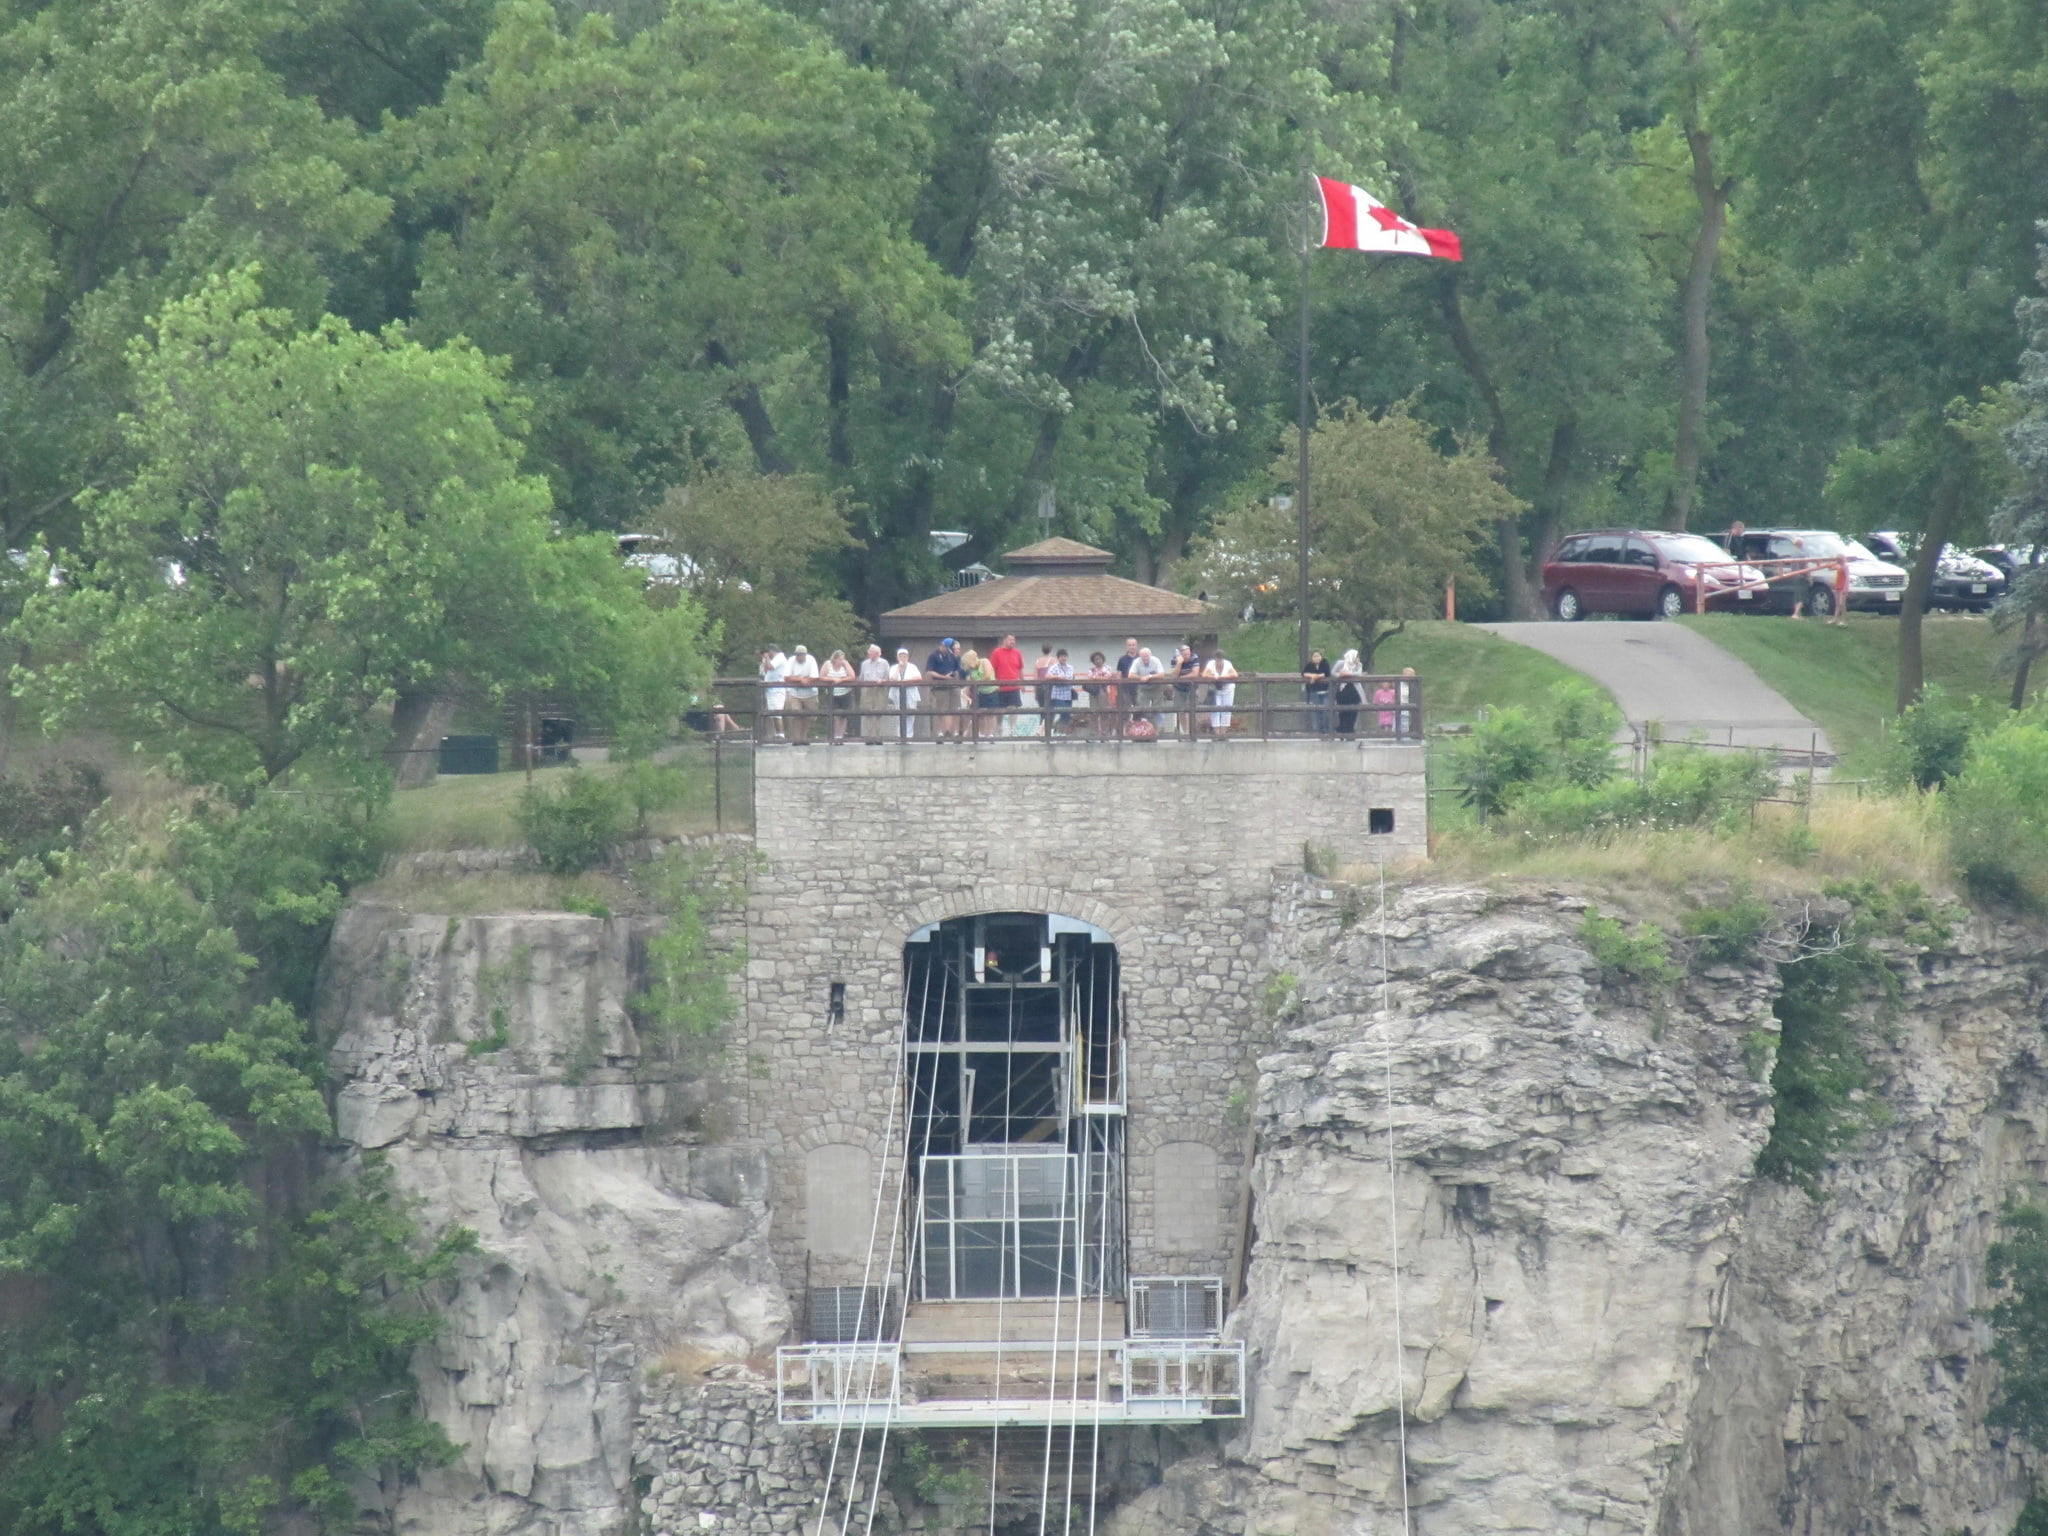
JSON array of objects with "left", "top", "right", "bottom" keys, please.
[
  {"left": 746, "top": 733, "right": 1426, "bottom": 1429},
  {"left": 877, "top": 536, "right": 1216, "bottom": 664}
]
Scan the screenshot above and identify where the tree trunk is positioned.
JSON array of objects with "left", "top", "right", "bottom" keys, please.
[
  {"left": 1434, "top": 269, "right": 1542, "bottom": 617},
  {"left": 1897, "top": 469, "right": 1961, "bottom": 711},
  {"left": 1664, "top": 119, "right": 1730, "bottom": 532},
  {"left": 388, "top": 689, "right": 457, "bottom": 788},
  {"left": 2012, "top": 609, "right": 2041, "bottom": 710}
]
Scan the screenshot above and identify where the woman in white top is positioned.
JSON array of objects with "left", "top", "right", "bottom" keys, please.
[
  {"left": 820, "top": 649, "right": 858, "bottom": 742},
  {"left": 758, "top": 646, "right": 789, "bottom": 740},
  {"left": 1331, "top": 648, "right": 1365, "bottom": 736},
  {"left": 885, "top": 648, "right": 923, "bottom": 739},
  {"left": 1203, "top": 652, "right": 1238, "bottom": 736}
]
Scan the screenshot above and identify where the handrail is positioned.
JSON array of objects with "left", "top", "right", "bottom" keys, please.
[{"left": 696, "top": 672, "right": 1425, "bottom": 744}]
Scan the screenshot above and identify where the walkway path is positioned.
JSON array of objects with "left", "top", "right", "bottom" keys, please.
[{"left": 1477, "top": 621, "right": 1834, "bottom": 762}]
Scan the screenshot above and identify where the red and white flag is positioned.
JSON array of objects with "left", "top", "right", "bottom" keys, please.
[{"left": 1315, "top": 176, "right": 1462, "bottom": 261}]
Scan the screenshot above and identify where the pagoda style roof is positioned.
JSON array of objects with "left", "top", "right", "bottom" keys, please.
[
  {"left": 879, "top": 535, "right": 1210, "bottom": 632},
  {"left": 1001, "top": 536, "right": 1115, "bottom": 572}
]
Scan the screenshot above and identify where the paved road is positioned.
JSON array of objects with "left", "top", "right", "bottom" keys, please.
[{"left": 1477, "top": 621, "right": 1834, "bottom": 762}]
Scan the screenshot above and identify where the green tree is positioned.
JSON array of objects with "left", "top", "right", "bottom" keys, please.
[
  {"left": 1720, "top": 0, "right": 2044, "bottom": 706},
  {"left": 0, "top": 819, "right": 470, "bottom": 1536},
  {"left": 13, "top": 269, "right": 706, "bottom": 787},
  {"left": 1998, "top": 227, "right": 2048, "bottom": 707},
  {"left": 1191, "top": 401, "right": 1516, "bottom": 668},
  {"left": 397, "top": 0, "right": 960, "bottom": 531},
  {"left": 643, "top": 465, "right": 864, "bottom": 671},
  {"left": 0, "top": 0, "right": 389, "bottom": 547},
  {"left": 1336, "top": 0, "right": 1672, "bottom": 616}
]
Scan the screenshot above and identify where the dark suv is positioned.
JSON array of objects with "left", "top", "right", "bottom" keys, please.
[{"left": 1543, "top": 530, "right": 1766, "bottom": 620}]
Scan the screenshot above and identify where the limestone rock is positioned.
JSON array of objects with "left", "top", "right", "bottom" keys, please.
[{"left": 322, "top": 902, "right": 788, "bottom": 1536}]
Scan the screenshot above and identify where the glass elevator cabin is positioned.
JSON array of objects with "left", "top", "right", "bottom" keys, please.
[{"left": 902, "top": 913, "right": 1126, "bottom": 1302}]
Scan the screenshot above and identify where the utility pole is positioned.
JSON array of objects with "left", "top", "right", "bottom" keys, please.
[{"left": 1296, "top": 185, "right": 1314, "bottom": 673}]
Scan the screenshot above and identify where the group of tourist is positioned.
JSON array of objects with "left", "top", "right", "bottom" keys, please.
[{"left": 750, "top": 636, "right": 1413, "bottom": 742}]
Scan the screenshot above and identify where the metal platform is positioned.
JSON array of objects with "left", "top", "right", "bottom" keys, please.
[{"left": 776, "top": 1293, "right": 1244, "bottom": 1428}]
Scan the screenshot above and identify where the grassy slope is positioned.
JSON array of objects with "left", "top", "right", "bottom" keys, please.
[
  {"left": 1223, "top": 618, "right": 1607, "bottom": 724},
  {"left": 1677, "top": 613, "right": 2044, "bottom": 768},
  {"left": 386, "top": 746, "right": 732, "bottom": 851}
]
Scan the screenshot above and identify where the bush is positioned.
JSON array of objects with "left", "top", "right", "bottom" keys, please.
[
  {"left": 1504, "top": 747, "right": 1772, "bottom": 841},
  {"left": 517, "top": 771, "right": 632, "bottom": 875},
  {"left": 1506, "top": 777, "right": 1652, "bottom": 838},
  {"left": 1579, "top": 908, "right": 1681, "bottom": 987},
  {"left": 1880, "top": 685, "right": 1985, "bottom": 791},
  {"left": 618, "top": 758, "right": 690, "bottom": 835},
  {"left": 1681, "top": 888, "right": 1774, "bottom": 963},
  {"left": 0, "top": 759, "right": 107, "bottom": 865},
  {"left": 1638, "top": 747, "right": 1774, "bottom": 829},
  {"left": 1943, "top": 716, "right": 2048, "bottom": 909},
  {"left": 1447, "top": 682, "right": 1623, "bottom": 818},
  {"left": 1446, "top": 706, "right": 1552, "bottom": 818}
]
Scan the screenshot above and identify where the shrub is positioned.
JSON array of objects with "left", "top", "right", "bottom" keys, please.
[
  {"left": 517, "top": 771, "right": 632, "bottom": 875},
  {"left": 1445, "top": 707, "right": 1551, "bottom": 817},
  {"left": 1579, "top": 908, "right": 1681, "bottom": 987},
  {"left": 1943, "top": 716, "right": 2048, "bottom": 909},
  {"left": 0, "top": 759, "right": 107, "bottom": 865},
  {"left": 1638, "top": 747, "right": 1774, "bottom": 829},
  {"left": 1547, "top": 682, "right": 1625, "bottom": 788},
  {"left": 1506, "top": 777, "right": 1651, "bottom": 839},
  {"left": 1681, "top": 889, "right": 1774, "bottom": 963},
  {"left": 1880, "top": 685, "right": 1985, "bottom": 792},
  {"left": 1448, "top": 682, "right": 1626, "bottom": 821},
  {"left": 618, "top": 758, "right": 690, "bottom": 835}
]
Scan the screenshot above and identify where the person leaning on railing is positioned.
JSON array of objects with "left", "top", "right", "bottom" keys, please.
[
  {"left": 1302, "top": 649, "right": 1332, "bottom": 735},
  {"left": 962, "top": 647, "right": 998, "bottom": 740},
  {"left": 821, "top": 648, "right": 858, "bottom": 743},
  {"left": 924, "top": 637, "right": 965, "bottom": 739},
  {"left": 856, "top": 643, "right": 889, "bottom": 741}
]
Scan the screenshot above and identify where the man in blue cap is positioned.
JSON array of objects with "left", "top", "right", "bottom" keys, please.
[{"left": 924, "top": 637, "right": 965, "bottom": 739}]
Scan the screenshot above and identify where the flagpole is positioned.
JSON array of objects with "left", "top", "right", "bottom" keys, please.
[{"left": 1296, "top": 183, "right": 1313, "bottom": 675}]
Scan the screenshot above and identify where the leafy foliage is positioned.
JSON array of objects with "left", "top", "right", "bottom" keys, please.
[
  {"left": 643, "top": 465, "right": 865, "bottom": 669},
  {"left": 1753, "top": 881, "right": 1949, "bottom": 1191},
  {"left": 635, "top": 847, "right": 746, "bottom": 1059},
  {"left": 1192, "top": 402, "right": 1517, "bottom": 666},
  {"left": 1578, "top": 909, "right": 1681, "bottom": 990},
  {"left": 1679, "top": 889, "right": 1774, "bottom": 964},
  {"left": 1879, "top": 685, "right": 1989, "bottom": 791},
  {"left": 517, "top": 771, "right": 634, "bottom": 876},
  {"left": 1942, "top": 714, "right": 2048, "bottom": 909},
  {"left": 0, "top": 760, "right": 106, "bottom": 868},
  {"left": 14, "top": 270, "right": 707, "bottom": 787},
  {"left": 1445, "top": 682, "right": 1621, "bottom": 819},
  {"left": 0, "top": 802, "right": 467, "bottom": 1535}
]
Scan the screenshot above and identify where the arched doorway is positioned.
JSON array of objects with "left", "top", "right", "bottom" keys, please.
[{"left": 902, "top": 912, "right": 1125, "bottom": 1301}]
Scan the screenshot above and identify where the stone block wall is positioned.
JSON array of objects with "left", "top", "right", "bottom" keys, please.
[{"left": 743, "top": 739, "right": 1426, "bottom": 1308}]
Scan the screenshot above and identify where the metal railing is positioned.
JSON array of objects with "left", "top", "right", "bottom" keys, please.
[
  {"left": 705, "top": 672, "right": 1425, "bottom": 745},
  {"left": 1122, "top": 1340, "right": 1246, "bottom": 1415},
  {"left": 1127, "top": 1276, "right": 1226, "bottom": 1339},
  {"left": 775, "top": 1342, "right": 902, "bottom": 1422},
  {"left": 773, "top": 1337, "right": 1245, "bottom": 1423}
]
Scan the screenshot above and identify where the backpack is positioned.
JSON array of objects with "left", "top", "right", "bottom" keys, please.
[{"left": 1125, "top": 716, "right": 1158, "bottom": 742}]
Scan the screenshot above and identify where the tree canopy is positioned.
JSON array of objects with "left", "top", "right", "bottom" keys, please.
[
  {"left": 14, "top": 269, "right": 706, "bottom": 787},
  {"left": 1191, "top": 402, "right": 1515, "bottom": 669}
]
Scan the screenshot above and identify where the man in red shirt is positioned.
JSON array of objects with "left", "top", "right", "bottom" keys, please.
[{"left": 990, "top": 633, "right": 1026, "bottom": 712}]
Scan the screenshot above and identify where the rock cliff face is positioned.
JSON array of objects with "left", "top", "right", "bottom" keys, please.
[
  {"left": 1108, "top": 881, "right": 2047, "bottom": 1536},
  {"left": 322, "top": 903, "right": 786, "bottom": 1536},
  {"left": 318, "top": 877, "right": 2048, "bottom": 1536}
]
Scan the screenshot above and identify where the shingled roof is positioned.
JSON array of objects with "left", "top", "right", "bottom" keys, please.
[{"left": 878, "top": 536, "right": 1210, "bottom": 631}]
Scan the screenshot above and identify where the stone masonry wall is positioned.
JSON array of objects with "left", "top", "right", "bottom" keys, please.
[{"left": 744, "top": 738, "right": 1426, "bottom": 1303}]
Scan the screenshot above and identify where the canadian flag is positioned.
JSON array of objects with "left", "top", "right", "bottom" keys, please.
[{"left": 1316, "top": 177, "right": 1462, "bottom": 261}]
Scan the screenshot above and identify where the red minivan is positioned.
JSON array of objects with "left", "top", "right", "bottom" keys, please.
[{"left": 1542, "top": 529, "right": 1766, "bottom": 620}]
